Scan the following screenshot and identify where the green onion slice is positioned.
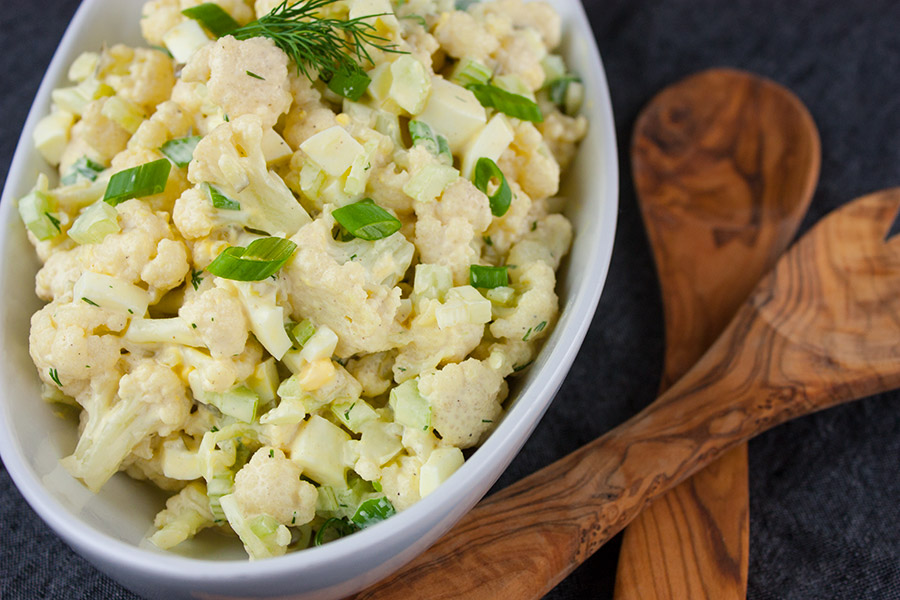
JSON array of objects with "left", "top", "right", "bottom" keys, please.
[
  {"left": 314, "top": 517, "right": 355, "bottom": 546},
  {"left": 204, "top": 183, "right": 241, "bottom": 211},
  {"left": 408, "top": 121, "right": 452, "bottom": 163},
  {"left": 206, "top": 236, "right": 297, "bottom": 281},
  {"left": 103, "top": 159, "right": 171, "bottom": 206},
  {"left": 181, "top": 3, "right": 239, "bottom": 37},
  {"left": 351, "top": 497, "right": 396, "bottom": 529},
  {"left": 469, "top": 265, "right": 509, "bottom": 289},
  {"left": 466, "top": 83, "right": 543, "bottom": 122},
  {"left": 61, "top": 156, "right": 105, "bottom": 185},
  {"left": 159, "top": 136, "right": 202, "bottom": 168},
  {"left": 332, "top": 199, "right": 401, "bottom": 241},
  {"left": 473, "top": 157, "right": 512, "bottom": 217},
  {"left": 326, "top": 65, "right": 370, "bottom": 102}
]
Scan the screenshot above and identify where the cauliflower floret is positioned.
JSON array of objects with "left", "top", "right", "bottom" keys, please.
[
  {"left": 182, "top": 36, "right": 292, "bottom": 130},
  {"left": 81, "top": 199, "right": 190, "bottom": 302},
  {"left": 35, "top": 245, "right": 89, "bottom": 302},
  {"left": 29, "top": 299, "right": 127, "bottom": 401},
  {"left": 491, "top": 261, "right": 557, "bottom": 342},
  {"left": 128, "top": 100, "right": 195, "bottom": 151},
  {"left": 492, "top": 30, "right": 545, "bottom": 90},
  {"left": 281, "top": 73, "right": 338, "bottom": 150},
  {"left": 379, "top": 454, "right": 422, "bottom": 511},
  {"left": 173, "top": 186, "right": 233, "bottom": 240},
  {"left": 506, "top": 213, "right": 572, "bottom": 273},
  {"left": 97, "top": 45, "right": 176, "bottom": 113},
  {"left": 414, "top": 176, "right": 492, "bottom": 284},
  {"left": 472, "top": 0, "right": 561, "bottom": 50},
  {"left": 179, "top": 285, "right": 249, "bottom": 358},
  {"left": 71, "top": 98, "right": 132, "bottom": 163},
  {"left": 142, "top": 238, "right": 190, "bottom": 293},
  {"left": 188, "top": 115, "right": 311, "bottom": 236},
  {"left": 417, "top": 358, "right": 505, "bottom": 448},
  {"left": 367, "top": 162, "right": 414, "bottom": 216},
  {"left": 233, "top": 447, "right": 318, "bottom": 526},
  {"left": 61, "top": 359, "right": 192, "bottom": 491},
  {"left": 345, "top": 351, "right": 395, "bottom": 398},
  {"left": 393, "top": 298, "right": 484, "bottom": 380},
  {"left": 183, "top": 339, "right": 263, "bottom": 393},
  {"left": 538, "top": 110, "right": 588, "bottom": 171},
  {"left": 284, "top": 211, "right": 414, "bottom": 357},
  {"left": 150, "top": 480, "right": 217, "bottom": 550},
  {"left": 433, "top": 11, "right": 499, "bottom": 62},
  {"left": 483, "top": 180, "right": 538, "bottom": 254},
  {"left": 498, "top": 121, "right": 560, "bottom": 202}
]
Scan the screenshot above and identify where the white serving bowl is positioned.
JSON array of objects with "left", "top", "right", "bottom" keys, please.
[{"left": 0, "top": 0, "right": 618, "bottom": 597}]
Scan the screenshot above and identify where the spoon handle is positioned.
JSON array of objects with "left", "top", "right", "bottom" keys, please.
[{"left": 353, "top": 303, "right": 823, "bottom": 600}]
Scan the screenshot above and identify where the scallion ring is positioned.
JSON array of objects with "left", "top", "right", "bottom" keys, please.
[
  {"left": 332, "top": 199, "right": 401, "bottom": 241},
  {"left": 473, "top": 157, "right": 512, "bottom": 217},
  {"left": 466, "top": 83, "right": 543, "bottom": 122},
  {"left": 469, "top": 264, "right": 509, "bottom": 289},
  {"left": 206, "top": 236, "right": 297, "bottom": 281},
  {"left": 103, "top": 159, "right": 171, "bottom": 206},
  {"left": 181, "top": 3, "right": 239, "bottom": 37}
]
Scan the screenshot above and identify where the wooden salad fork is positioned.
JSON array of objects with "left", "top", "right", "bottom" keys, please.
[
  {"left": 354, "top": 188, "right": 900, "bottom": 599},
  {"left": 617, "top": 68, "right": 819, "bottom": 599}
]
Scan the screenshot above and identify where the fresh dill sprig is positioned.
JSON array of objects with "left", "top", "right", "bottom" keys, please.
[{"left": 229, "top": 0, "right": 404, "bottom": 82}]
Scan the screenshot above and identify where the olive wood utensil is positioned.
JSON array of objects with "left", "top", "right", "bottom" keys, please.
[
  {"left": 616, "top": 68, "right": 820, "bottom": 600},
  {"left": 353, "top": 188, "right": 900, "bottom": 599}
]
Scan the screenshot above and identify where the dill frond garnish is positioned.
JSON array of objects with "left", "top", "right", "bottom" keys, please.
[{"left": 229, "top": 0, "right": 404, "bottom": 83}]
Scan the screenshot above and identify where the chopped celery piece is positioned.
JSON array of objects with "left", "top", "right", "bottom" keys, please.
[
  {"left": 290, "top": 415, "right": 350, "bottom": 487},
  {"left": 68, "top": 201, "right": 119, "bottom": 244},
  {"left": 331, "top": 399, "right": 378, "bottom": 433},
  {"left": 190, "top": 373, "right": 259, "bottom": 423},
  {"left": 540, "top": 55, "right": 567, "bottom": 86},
  {"left": 163, "top": 19, "right": 211, "bottom": 63},
  {"left": 450, "top": 57, "right": 492, "bottom": 87},
  {"left": 492, "top": 74, "right": 536, "bottom": 101},
  {"left": 435, "top": 285, "right": 492, "bottom": 328},
  {"left": 388, "top": 56, "right": 431, "bottom": 114},
  {"left": 18, "top": 175, "right": 61, "bottom": 240},
  {"left": 413, "top": 263, "right": 453, "bottom": 302},
  {"left": 101, "top": 96, "right": 145, "bottom": 133},
  {"left": 68, "top": 51, "right": 100, "bottom": 83},
  {"left": 403, "top": 162, "right": 458, "bottom": 204},
  {"left": 389, "top": 380, "right": 431, "bottom": 431},
  {"left": 288, "top": 319, "right": 316, "bottom": 348}
]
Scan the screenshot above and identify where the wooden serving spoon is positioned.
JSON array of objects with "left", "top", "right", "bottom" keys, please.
[
  {"left": 616, "top": 69, "right": 820, "bottom": 599},
  {"left": 354, "top": 188, "right": 900, "bottom": 600}
]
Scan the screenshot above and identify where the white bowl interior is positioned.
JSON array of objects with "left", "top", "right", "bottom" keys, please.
[{"left": 0, "top": 0, "right": 618, "bottom": 597}]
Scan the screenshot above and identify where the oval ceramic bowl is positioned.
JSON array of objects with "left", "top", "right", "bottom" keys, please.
[{"left": 0, "top": 0, "right": 618, "bottom": 598}]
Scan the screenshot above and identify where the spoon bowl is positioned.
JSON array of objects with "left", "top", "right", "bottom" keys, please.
[{"left": 616, "top": 69, "right": 820, "bottom": 599}]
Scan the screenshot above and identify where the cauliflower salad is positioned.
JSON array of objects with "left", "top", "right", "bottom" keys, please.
[{"left": 19, "top": 0, "right": 587, "bottom": 559}]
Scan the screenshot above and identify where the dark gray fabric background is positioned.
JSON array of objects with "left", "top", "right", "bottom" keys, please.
[{"left": 2, "top": 1, "right": 899, "bottom": 598}]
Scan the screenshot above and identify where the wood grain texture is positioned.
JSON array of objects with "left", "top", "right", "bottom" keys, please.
[
  {"left": 615, "top": 69, "right": 820, "bottom": 600},
  {"left": 352, "top": 189, "right": 900, "bottom": 600}
]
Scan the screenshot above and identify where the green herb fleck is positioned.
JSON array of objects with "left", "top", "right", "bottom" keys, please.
[
  {"left": 48, "top": 367, "right": 62, "bottom": 387},
  {"left": 483, "top": 235, "right": 493, "bottom": 246},
  {"left": 45, "top": 212, "right": 61, "bottom": 232},
  {"left": 246, "top": 70, "right": 265, "bottom": 80},
  {"left": 191, "top": 269, "right": 203, "bottom": 290},
  {"left": 269, "top": 449, "right": 275, "bottom": 458},
  {"left": 81, "top": 297, "right": 99, "bottom": 307},
  {"left": 512, "top": 360, "right": 533, "bottom": 372},
  {"left": 535, "top": 320, "right": 547, "bottom": 333},
  {"left": 344, "top": 402, "right": 356, "bottom": 420},
  {"left": 211, "top": 426, "right": 219, "bottom": 433}
]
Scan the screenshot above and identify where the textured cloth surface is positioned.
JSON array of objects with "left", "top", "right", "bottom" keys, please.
[{"left": 2, "top": 1, "right": 899, "bottom": 599}]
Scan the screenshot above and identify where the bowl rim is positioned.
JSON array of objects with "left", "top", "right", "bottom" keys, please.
[{"left": 0, "top": 0, "right": 618, "bottom": 589}]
